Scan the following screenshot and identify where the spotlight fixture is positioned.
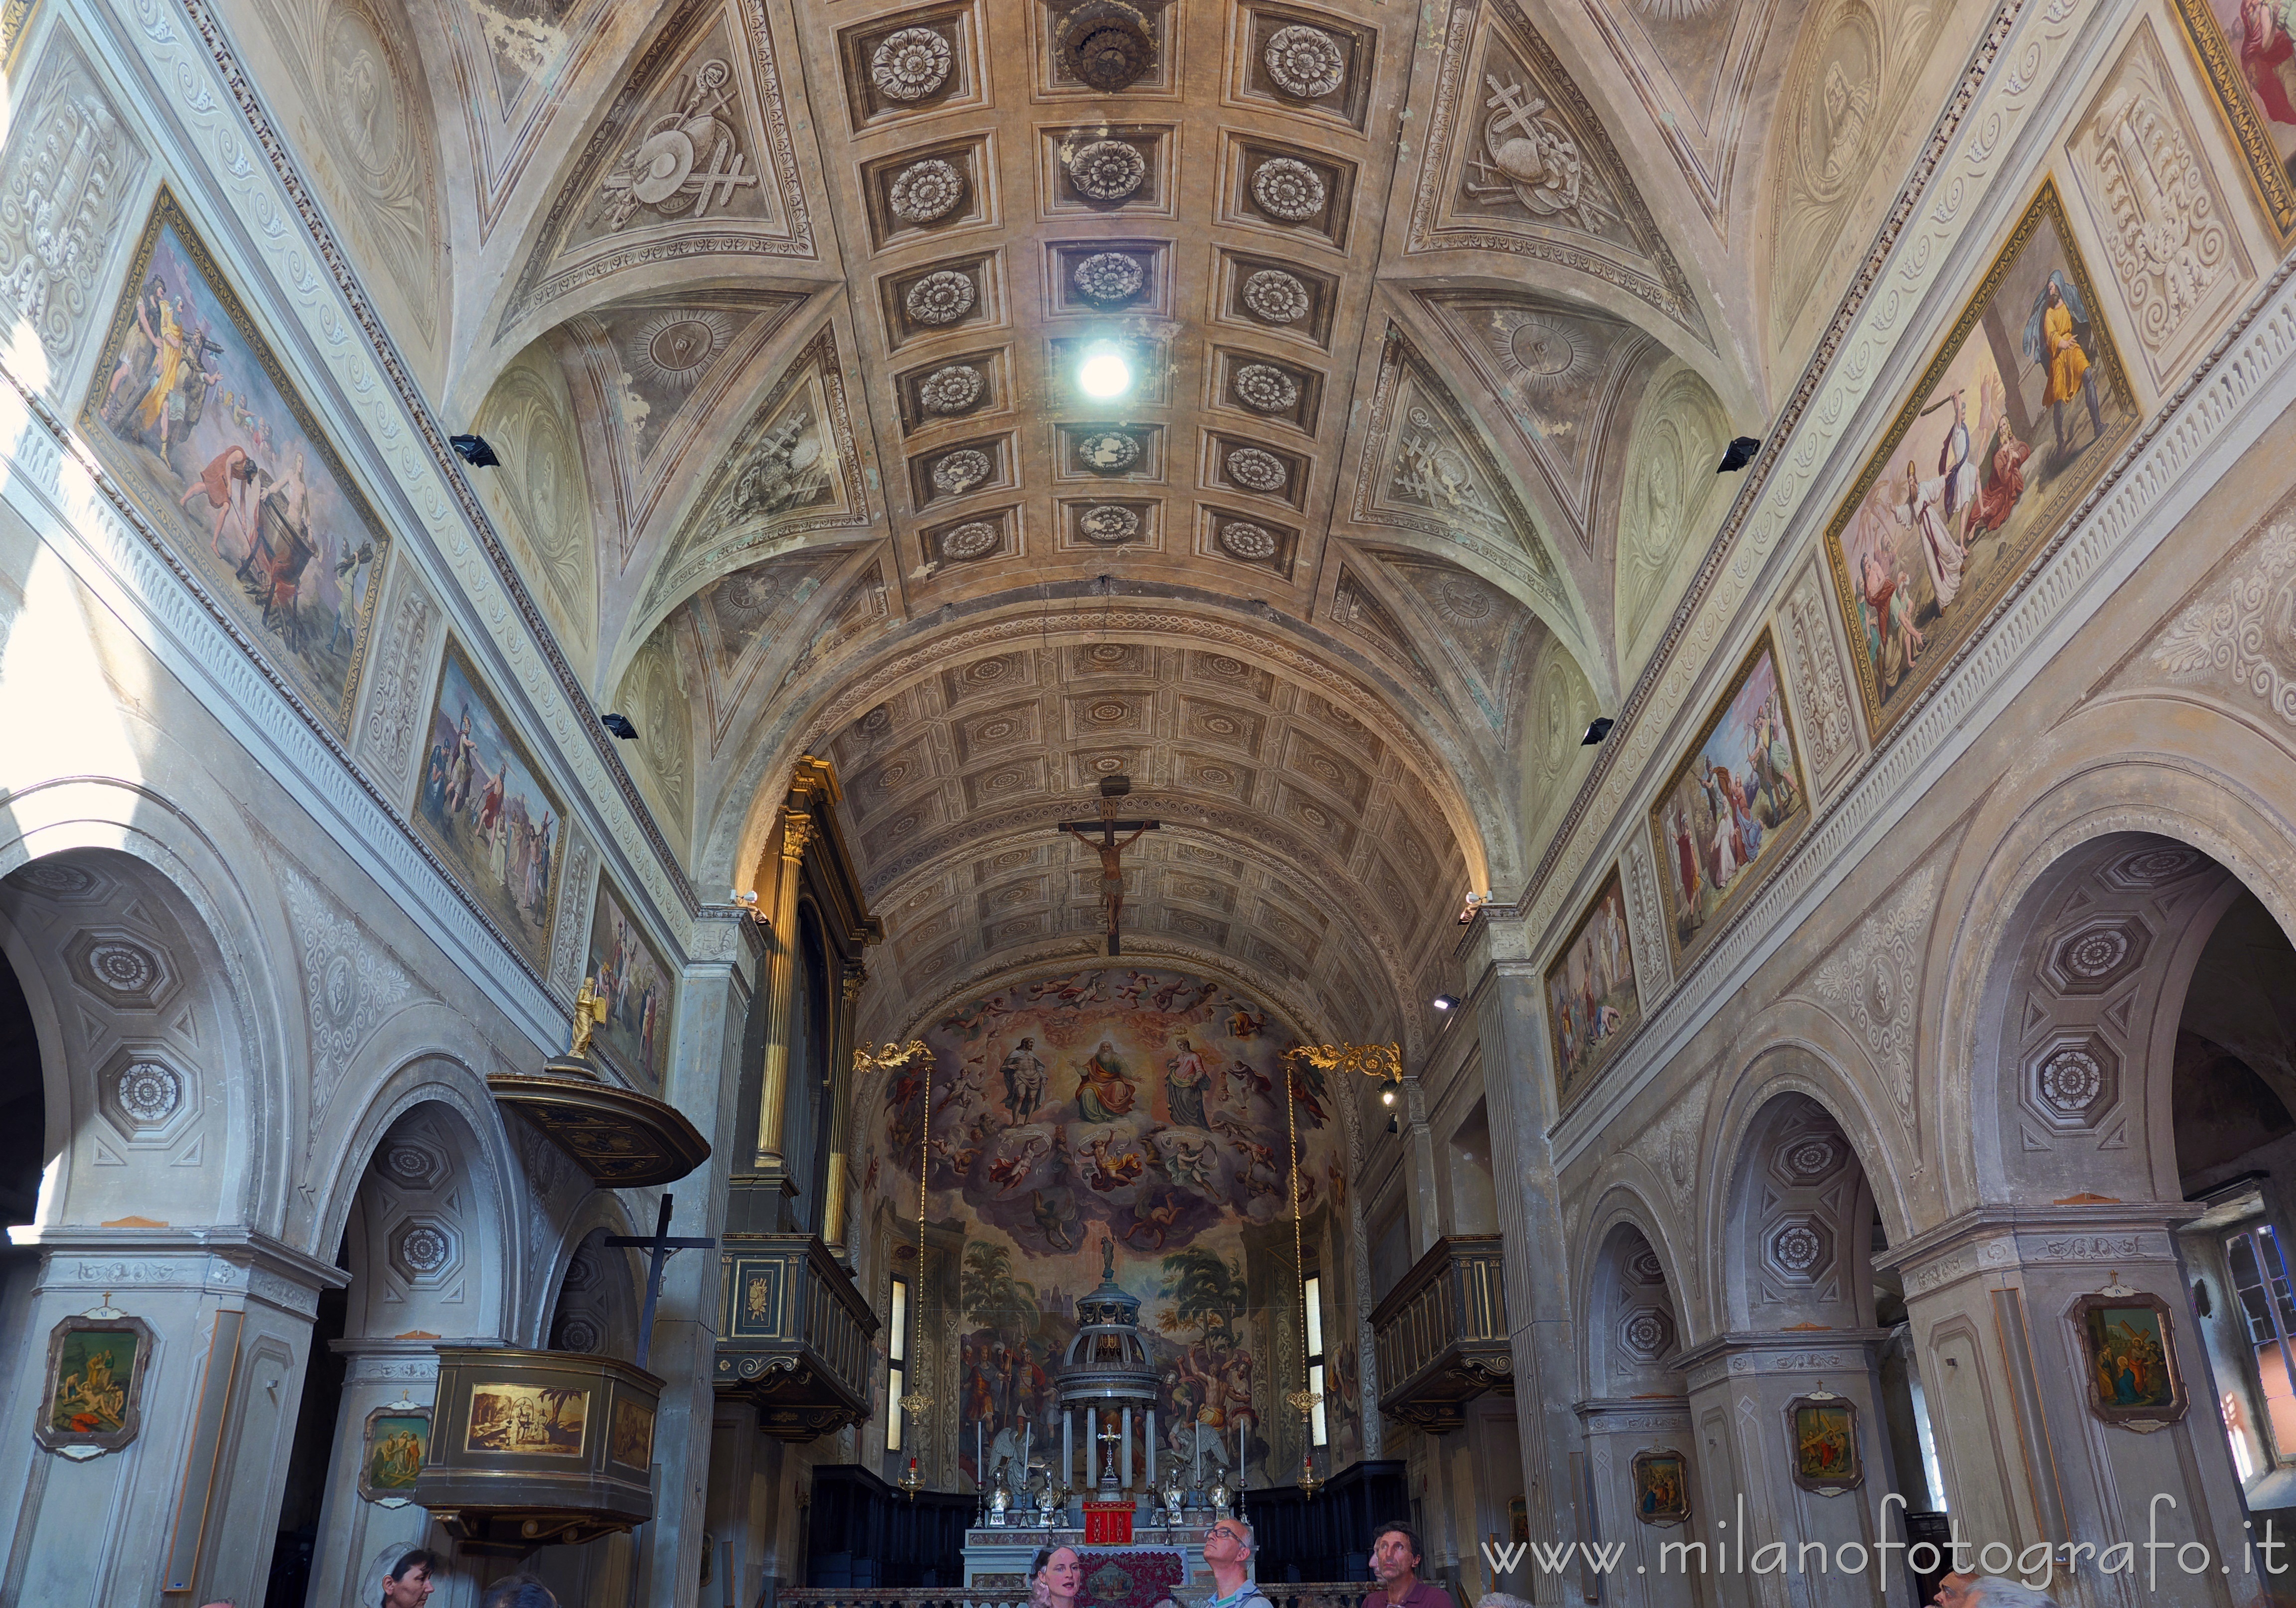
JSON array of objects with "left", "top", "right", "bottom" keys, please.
[
  {"left": 1380, "top": 1086, "right": 1397, "bottom": 1108},
  {"left": 1581, "top": 717, "right": 1615, "bottom": 746},
  {"left": 1076, "top": 342, "right": 1133, "bottom": 401},
  {"left": 1716, "top": 435, "right": 1761, "bottom": 472},
  {"left": 1432, "top": 994, "right": 1459, "bottom": 1012},
  {"left": 449, "top": 434, "right": 499, "bottom": 468},
  {"left": 601, "top": 712, "right": 640, "bottom": 740}
]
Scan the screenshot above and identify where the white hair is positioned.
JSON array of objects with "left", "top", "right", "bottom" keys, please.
[{"left": 1961, "top": 1581, "right": 2058, "bottom": 1607}]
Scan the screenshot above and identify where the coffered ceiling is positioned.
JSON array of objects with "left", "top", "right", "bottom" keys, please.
[{"left": 227, "top": 0, "right": 1964, "bottom": 1037}]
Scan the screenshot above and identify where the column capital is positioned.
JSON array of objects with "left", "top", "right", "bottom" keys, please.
[
  {"left": 1878, "top": 1199, "right": 2203, "bottom": 1304},
  {"left": 780, "top": 809, "right": 819, "bottom": 861}
]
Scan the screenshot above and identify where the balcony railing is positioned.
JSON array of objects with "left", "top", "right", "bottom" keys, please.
[
  {"left": 1368, "top": 1233, "right": 1511, "bottom": 1432},
  {"left": 716, "top": 1232, "right": 879, "bottom": 1441}
]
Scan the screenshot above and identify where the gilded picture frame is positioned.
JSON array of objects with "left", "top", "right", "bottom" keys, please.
[
  {"left": 1630, "top": 1449, "right": 1690, "bottom": 1527},
  {"left": 36, "top": 1312, "right": 154, "bottom": 1457},
  {"left": 1544, "top": 867, "right": 1640, "bottom": 1097},
  {"left": 79, "top": 187, "right": 393, "bottom": 737},
  {"left": 2171, "top": 0, "right": 2296, "bottom": 241},
  {"left": 1643, "top": 630, "right": 1811, "bottom": 973},
  {"left": 584, "top": 876, "right": 676, "bottom": 1088},
  {"left": 357, "top": 1404, "right": 430, "bottom": 1505},
  {"left": 1785, "top": 1393, "right": 1863, "bottom": 1495},
  {"left": 2070, "top": 1290, "right": 2190, "bottom": 1431},
  {"left": 1819, "top": 179, "right": 2139, "bottom": 743}
]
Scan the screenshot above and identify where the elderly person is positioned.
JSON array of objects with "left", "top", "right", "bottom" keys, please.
[
  {"left": 1202, "top": 1515, "right": 1274, "bottom": 1608},
  {"left": 1365, "top": 1522, "right": 1448, "bottom": 1608},
  {"left": 1933, "top": 1574, "right": 2057, "bottom": 1605},
  {"left": 1030, "top": 1544, "right": 1085, "bottom": 1608}
]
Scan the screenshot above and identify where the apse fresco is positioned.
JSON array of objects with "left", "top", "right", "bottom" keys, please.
[{"left": 878, "top": 967, "right": 1361, "bottom": 1490}]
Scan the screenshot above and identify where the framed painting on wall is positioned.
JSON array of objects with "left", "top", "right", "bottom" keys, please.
[
  {"left": 358, "top": 1404, "right": 430, "bottom": 1505},
  {"left": 1630, "top": 1449, "right": 1690, "bottom": 1526},
  {"left": 412, "top": 638, "right": 567, "bottom": 972},
  {"left": 36, "top": 1312, "right": 153, "bottom": 1458},
  {"left": 80, "top": 188, "right": 393, "bottom": 737},
  {"left": 2070, "top": 1290, "right": 2189, "bottom": 1430},
  {"left": 2172, "top": 0, "right": 2296, "bottom": 240},
  {"left": 584, "top": 877, "right": 675, "bottom": 1087},
  {"left": 1644, "top": 631, "right": 1811, "bottom": 972},
  {"left": 1820, "top": 179, "right": 2139, "bottom": 742},
  {"left": 1786, "top": 1392, "right": 1863, "bottom": 1494},
  {"left": 1544, "top": 867, "right": 1640, "bottom": 1096}
]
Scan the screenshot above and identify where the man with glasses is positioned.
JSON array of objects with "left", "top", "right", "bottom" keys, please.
[
  {"left": 1365, "top": 1522, "right": 1447, "bottom": 1608},
  {"left": 1202, "top": 1516, "right": 1274, "bottom": 1608}
]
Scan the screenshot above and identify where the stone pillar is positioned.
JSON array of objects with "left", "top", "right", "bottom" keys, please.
[
  {"left": 306, "top": 1339, "right": 451, "bottom": 1608},
  {"left": 646, "top": 928, "right": 759, "bottom": 1608},
  {"left": 1122, "top": 1405, "right": 1134, "bottom": 1488},
  {"left": 1457, "top": 911, "right": 1585, "bottom": 1606},
  {"left": 1065, "top": 1409, "right": 1075, "bottom": 1489},
  {"left": 1884, "top": 1203, "right": 2254, "bottom": 1607},
  {"left": 1088, "top": 1406, "right": 1100, "bottom": 1484},
  {"left": 1145, "top": 1410, "right": 1155, "bottom": 1490},
  {"left": 752, "top": 809, "right": 817, "bottom": 1183},
  {"left": 0, "top": 1232, "right": 341, "bottom": 1607},
  {"left": 1674, "top": 1335, "right": 1895, "bottom": 1608},
  {"left": 823, "top": 963, "right": 866, "bottom": 1261}
]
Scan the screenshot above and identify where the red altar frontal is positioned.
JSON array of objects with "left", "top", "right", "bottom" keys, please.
[{"left": 1083, "top": 1500, "right": 1135, "bottom": 1545}]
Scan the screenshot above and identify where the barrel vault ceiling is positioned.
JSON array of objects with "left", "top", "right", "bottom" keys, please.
[{"left": 222, "top": 0, "right": 1971, "bottom": 1037}]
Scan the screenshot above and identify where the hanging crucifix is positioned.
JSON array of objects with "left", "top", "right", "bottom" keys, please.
[{"left": 1056, "top": 775, "right": 1159, "bottom": 955}]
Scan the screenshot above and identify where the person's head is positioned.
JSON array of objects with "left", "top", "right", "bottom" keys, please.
[
  {"left": 480, "top": 1576, "right": 558, "bottom": 1608},
  {"left": 1934, "top": 1575, "right": 2057, "bottom": 1607},
  {"left": 1032, "top": 1545, "right": 1083, "bottom": 1605},
  {"left": 1370, "top": 1522, "right": 1423, "bottom": 1589},
  {"left": 381, "top": 1549, "right": 438, "bottom": 1608},
  {"left": 1203, "top": 1515, "right": 1255, "bottom": 1572}
]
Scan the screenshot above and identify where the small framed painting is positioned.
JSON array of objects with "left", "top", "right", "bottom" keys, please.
[
  {"left": 359, "top": 1405, "right": 430, "bottom": 1505},
  {"left": 37, "top": 1313, "right": 154, "bottom": 1457},
  {"left": 1630, "top": 1450, "right": 1690, "bottom": 1526},
  {"left": 1786, "top": 1393, "right": 1862, "bottom": 1494},
  {"left": 2071, "top": 1291, "right": 2189, "bottom": 1430},
  {"left": 609, "top": 1396, "right": 655, "bottom": 1470},
  {"left": 1544, "top": 867, "right": 1641, "bottom": 1096}
]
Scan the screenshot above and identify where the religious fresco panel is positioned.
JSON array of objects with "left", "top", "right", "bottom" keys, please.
[{"left": 875, "top": 967, "right": 1360, "bottom": 1490}]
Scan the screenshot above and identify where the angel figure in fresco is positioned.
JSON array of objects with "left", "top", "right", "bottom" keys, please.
[
  {"left": 2240, "top": 0, "right": 2296, "bottom": 126},
  {"left": 1149, "top": 1130, "right": 1220, "bottom": 1195},
  {"left": 2025, "top": 270, "right": 2105, "bottom": 460},
  {"left": 1075, "top": 1040, "right": 1138, "bottom": 1122},
  {"left": 987, "top": 1132, "right": 1053, "bottom": 1195},
  {"left": 1081, "top": 1130, "right": 1147, "bottom": 1192},
  {"left": 1028, "top": 1188, "right": 1079, "bottom": 1251},
  {"left": 1122, "top": 1190, "right": 1188, "bottom": 1249}
]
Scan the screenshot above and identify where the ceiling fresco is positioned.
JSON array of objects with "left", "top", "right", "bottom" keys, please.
[{"left": 220, "top": 0, "right": 1970, "bottom": 1036}]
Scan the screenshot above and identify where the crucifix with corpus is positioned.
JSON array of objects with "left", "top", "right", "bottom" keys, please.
[
  {"left": 1056, "top": 774, "right": 1159, "bottom": 955},
  {"left": 603, "top": 1192, "right": 716, "bottom": 1371}
]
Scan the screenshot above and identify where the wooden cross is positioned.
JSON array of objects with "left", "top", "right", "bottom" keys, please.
[
  {"left": 1056, "top": 776, "right": 1159, "bottom": 956},
  {"left": 603, "top": 1192, "right": 716, "bottom": 1371}
]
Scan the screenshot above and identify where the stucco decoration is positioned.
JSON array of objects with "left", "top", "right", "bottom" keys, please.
[
  {"left": 1351, "top": 328, "right": 1573, "bottom": 622},
  {"left": 1801, "top": 865, "right": 1939, "bottom": 1143},
  {"left": 1241, "top": 269, "right": 1310, "bottom": 324},
  {"left": 0, "top": 26, "right": 149, "bottom": 391},
  {"left": 472, "top": 346, "right": 600, "bottom": 675},
  {"left": 278, "top": 861, "right": 421, "bottom": 1117},
  {"left": 919, "top": 363, "right": 987, "bottom": 414},
  {"left": 872, "top": 26, "right": 953, "bottom": 100},
  {"left": 2150, "top": 509, "right": 2296, "bottom": 728},
  {"left": 1419, "top": 291, "right": 1655, "bottom": 555},
  {"left": 889, "top": 157, "right": 967, "bottom": 224},
  {"left": 1250, "top": 156, "right": 1326, "bottom": 221},
  {"left": 1774, "top": 555, "right": 1861, "bottom": 803},
  {"left": 2066, "top": 19, "right": 2253, "bottom": 391},
  {"left": 1765, "top": 0, "right": 1940, "bottom": 355},
  {"left": 863, "top": 965, "right": 1362, "bottom": 1486},
  {"left": 1264, "top": 24, "right": 1346, "bottom": 98},
  {"left": 359, "top": 566, "right": 441, "bottom": 796},
  {"left": 907, "top": 269, "right": 979, "bottom": 325},
  {"left": 614, "top": 627, "right": 694, "bottom": 860},
  {"left": 1614, "top": 366, "right": 1729, "bottom": 670},
  {"left": 250, "top": 0, "right": 443, "bottom": 352},
  {"left": 1068, "top": 138, "right": 1147, "bottom": 200},
  {"left": 501, "top": 0, "right": 813, "bottom": 333},
  {"left": 1410, "top": 0, "right": 1707, "bottom": 342}
]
